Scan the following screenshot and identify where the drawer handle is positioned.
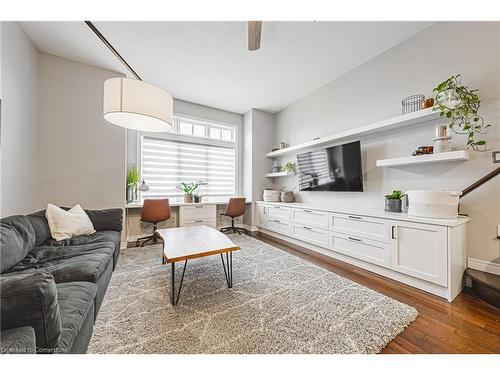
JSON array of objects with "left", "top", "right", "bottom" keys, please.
[
  {"left": 303, "top": 226, "right": 312, "bottom": 230},
  {"left": 348, "top": 215, "right": 362, "bottom": 220},
  {"left": 195, "top": 220, "right": 203, "bottom": 223},
  {"left": 274, "top": 219, "right": 281, "bottom": 223},
  {"left": 391, "top": 226, "right": 396, "bottom": 240},
  {"left": 274, "top": 206, "right": 281, "bottom": 209},
  {"left": 195, "top": 205, "right": 204, "bottom": 208},
  {"left": 303, "top": 209, "right": 312, "bottom": 213},
  {"left": 348, "top": 236, "right": 362, "bottom": 242}
]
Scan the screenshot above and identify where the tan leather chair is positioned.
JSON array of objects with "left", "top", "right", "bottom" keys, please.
[
  {"left": 220, "top": 198, "right": 247, "bottom": 235},
  {"left": 136, "top": 199, "right": 171, "bottom": 247}
]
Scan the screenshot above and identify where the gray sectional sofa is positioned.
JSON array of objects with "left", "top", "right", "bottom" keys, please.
[{"left": 0, "top": 208, "right": 122, "bottom": 354}]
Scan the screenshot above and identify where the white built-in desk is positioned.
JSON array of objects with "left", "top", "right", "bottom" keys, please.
[{"left": 125, "top": 199, "right": 251, "bottom": 241}]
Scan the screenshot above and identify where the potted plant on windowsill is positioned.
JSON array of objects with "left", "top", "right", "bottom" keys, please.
[
  {"left": 176, "top": 181, "right": 207, "bottom": 203},
  {"left": 126, "top": 165, "right": 140, "bottom": 203},
  {"left": 385, "top": 190, "right": 405, "bottom": 213}
]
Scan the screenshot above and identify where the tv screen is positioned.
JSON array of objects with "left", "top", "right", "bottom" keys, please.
[{"left": 296, "top": 140, "right": 363, "bottom": 192}]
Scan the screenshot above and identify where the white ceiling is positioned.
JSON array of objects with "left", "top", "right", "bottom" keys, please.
[{"left": 20, "top": 21, "right": 432, "bottom": 114}]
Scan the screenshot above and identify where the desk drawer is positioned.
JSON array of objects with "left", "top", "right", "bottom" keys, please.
[
  {"left": 330, "top": 213, "right": 389, "bottom": 243},
  {"left": 181, "top": 218, "right": 216, "bottom": 228},
  {"left": 329, "top": 231, "right": 390, "bottom": 268},
  {"left": 292, "top": 208, "right": 329, "bottom": 229},
  {"left": 180, "top": 204, "right": 216, "bottom": 220},
  {"left": 292, "top": 224, "right": 329, "bottom": 248}
]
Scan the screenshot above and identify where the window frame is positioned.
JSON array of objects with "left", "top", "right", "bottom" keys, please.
[{"left": 137, "top": 113, "right": 240, "bottom": 199}]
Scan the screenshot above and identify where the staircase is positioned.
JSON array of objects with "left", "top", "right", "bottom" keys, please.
[
  {"left": 465, "top": 260, "right": 500, "bottom": 309},
  {"left": 461, "top": 166, "right": 500, "bottom": 309}
]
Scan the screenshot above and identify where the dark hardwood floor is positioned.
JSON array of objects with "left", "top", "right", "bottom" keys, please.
[{"left": 253, "top": 232, "right": 500, "bottom": 354}]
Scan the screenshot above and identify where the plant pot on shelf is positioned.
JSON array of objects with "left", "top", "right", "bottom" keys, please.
[
  {"left": 184, "top": 194, "right": 193, "bottom": 203},
  {"left": 385, "top": 198, "right": 402, "bottom": 213}
]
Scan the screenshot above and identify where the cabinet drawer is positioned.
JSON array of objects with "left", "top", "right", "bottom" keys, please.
[
  {"left": 180, "top": 205, "right": 216, "bottom": 220},
  {"left": 181, "top": 218, "right": 216, "bottom": 228},
  {"left": 329, "top": 231, "right": 390, "bottom": 268},
  {"left": 267, "top": 205, "right": 292, "bottom": 221},
  {"left": 292, "top": 224, "right": 329, "bottom": 248},
  {"left": 292, "top": 208, "right": 329, "bottom": 229},
  {"left": 330, "top": 213, "right": 389, "bottom": 243},
  {"left": 266, "top": 218, "right": 292, "bottom": 235}
]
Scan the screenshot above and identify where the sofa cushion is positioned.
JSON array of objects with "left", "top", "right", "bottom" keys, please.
[
  {"left": 26, "top": 210, "right": 52, "bottom": 247},
  {"left": 47, "top": 230, "right": 120, "bottom": 250},
  {"left": 55, "top": 281, "right": 96, "bottom": 354},
  {"left": 0, "top": 326, "right": 36, "bottom": 354},
  {"left": 45, "top": 204, "right": 96, "bottom": 241},
  {"left": 0, "top": 270, "right": 61, "bottom": 349},
  {"left": 0, "top": 216, "right": 36, "bottom": 273},
  {"left": 6, "top": 242, "right": 114, "bottom": 284}
]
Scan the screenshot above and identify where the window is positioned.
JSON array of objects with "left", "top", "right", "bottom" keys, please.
[
  {"left": 140, "top": 115, "right": 237, "bottom": 200},
  {"left": 170, "top": 116, "right": 235, "bottom": 142}
]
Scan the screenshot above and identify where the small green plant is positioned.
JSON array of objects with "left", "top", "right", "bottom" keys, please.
[
  {"left": 283, "top": 161, "right": 295, "bottom": 172},
  {"left": 433, "top": 74, "right": 490, "bottom": 151},
  {"left": 385, "top": 190, "right": 405, "bottom": 200},
  {"left": 176, "top": 181, "right": 207, "bottom": 195},
  {"left": 127, "top": 165, "right": 140, "bottom": 186}
]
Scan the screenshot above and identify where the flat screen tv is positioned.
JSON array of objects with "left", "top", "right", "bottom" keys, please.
[{"left": 296, "top": 140, "right": 363, "bottom": 192}]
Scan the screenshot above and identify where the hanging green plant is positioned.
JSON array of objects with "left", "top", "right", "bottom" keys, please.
[{"left": 433, "top": 74, "right": 490, "bottom": 151}]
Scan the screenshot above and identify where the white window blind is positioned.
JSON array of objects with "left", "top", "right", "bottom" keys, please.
[{"left": 141, "top": 136, "right": 236, "bottom": 199}]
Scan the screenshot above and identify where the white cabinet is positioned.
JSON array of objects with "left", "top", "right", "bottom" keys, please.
[
  {"left": 292, "top": 208, "right": 329, "bottom": 229},
  {"left": 330, "top": 232, "right": 391, "bottom": 268},
  {"left": 330, "top": 213, "right": 389, "bottom": 243},
  {"left": 179, "top": 204, "right": 217, "bottom": 228},
  {"left": 255, "top": 201, "right": 468, "bottom": 302},
  {"left": 390, "top": 221, "right": 448, "bottom": 287}
]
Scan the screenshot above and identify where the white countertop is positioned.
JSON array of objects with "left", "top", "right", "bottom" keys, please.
[{"left": 255, "top": 200, "right": 470, "bottom": 227}]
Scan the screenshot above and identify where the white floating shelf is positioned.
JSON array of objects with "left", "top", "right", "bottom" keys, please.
[
  {"left": 376, "top": 150, "right": 470, "bottom": 167},
  {"left": 265, "top": 171, "right": 295, "bottom": 178},
  {"left": 266, "top": 108, "right": 441, "bottom": 158}
]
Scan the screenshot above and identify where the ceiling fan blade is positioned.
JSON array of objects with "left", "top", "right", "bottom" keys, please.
[{"left": 248, "top": 21, "right": 262, "bottom": 51}]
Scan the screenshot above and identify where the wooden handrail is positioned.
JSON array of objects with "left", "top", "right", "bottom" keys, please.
[{"left": 461, "top": 166, "right": 500, "bottom": 198}]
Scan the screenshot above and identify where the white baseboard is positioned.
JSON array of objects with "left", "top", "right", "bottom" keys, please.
[{"left": 467, "top": 257, "right": 500, "bottom": 276}]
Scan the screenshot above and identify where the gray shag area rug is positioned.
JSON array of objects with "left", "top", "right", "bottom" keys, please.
[{"left": 88, "top": 234, "right": 417, "bottom": 354}]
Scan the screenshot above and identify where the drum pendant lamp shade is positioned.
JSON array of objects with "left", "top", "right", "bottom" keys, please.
[{"left": 103, "top": 77, "right": 173, "bottom": 132}]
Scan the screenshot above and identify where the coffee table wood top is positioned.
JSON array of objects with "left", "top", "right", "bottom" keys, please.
[{"left": 156, "top": 225, "right": 240, "bottom": 263}]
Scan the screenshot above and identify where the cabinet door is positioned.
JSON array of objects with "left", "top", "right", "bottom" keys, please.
[
  {"left": 256, "top": 205, "right": 268, "bottom": 228},
  {"left": 390, "top": 222, "right": 448, "bottom": 286}
]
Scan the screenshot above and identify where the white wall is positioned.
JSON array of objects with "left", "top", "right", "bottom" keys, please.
[
  {"left": 274, "top": 22, "right": 500, "bottom": 262},
  {"left": 250, "top": 110, "right": 275, "bottom": 201},
  {"left": 0, "top": 22, "right": 40, "bottom": 216},
  {"left": 37, "top": 53, "right": 126, "bottom": 210}
]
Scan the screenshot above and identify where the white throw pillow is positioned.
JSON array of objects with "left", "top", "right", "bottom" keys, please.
[{"left": 45, "top": 204, "right": 96, "bottom": 241}]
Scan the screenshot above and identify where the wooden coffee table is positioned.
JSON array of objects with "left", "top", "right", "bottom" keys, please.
[{"left": 156, "top": 226, "right": 240, "bottom": 305}]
